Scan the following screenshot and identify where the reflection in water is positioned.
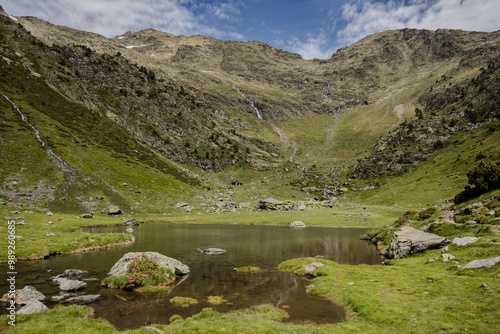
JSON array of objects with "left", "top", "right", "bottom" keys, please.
[{"left": 1, "top": 223, "right": 382, "bottom": 330}]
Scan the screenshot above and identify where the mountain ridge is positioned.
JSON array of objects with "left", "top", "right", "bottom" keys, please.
[{"left": 1, "top": 7, "right": 499, "bottom": 212}]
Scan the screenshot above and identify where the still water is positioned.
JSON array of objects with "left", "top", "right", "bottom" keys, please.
[{"left": 1, "top": 223, "right": 382, "bottom": 329}]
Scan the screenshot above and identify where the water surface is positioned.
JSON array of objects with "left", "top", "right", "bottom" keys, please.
[{"left": 1, "top": 223, "right": 382, "bottom": 329}]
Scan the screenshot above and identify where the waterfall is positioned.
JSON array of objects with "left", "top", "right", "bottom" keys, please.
[{"left": 2, "top": 94, "right": 70, "bottom": 168}]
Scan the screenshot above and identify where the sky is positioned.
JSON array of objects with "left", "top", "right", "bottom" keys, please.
[{"left": 2, "top": 0, "right": 500, "bottom": 59}]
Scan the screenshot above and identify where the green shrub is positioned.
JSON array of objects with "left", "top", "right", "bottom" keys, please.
[
  {"left": 455, "top": 160, "right": 500, "bottom": 203},
  {"left": 417, "top": 207, "right": 437, "bottom": 221},
  {"left": 125, "top": 254, "right": 169, "bottom": 290}
]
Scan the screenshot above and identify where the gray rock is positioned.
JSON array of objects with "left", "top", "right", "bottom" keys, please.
[
  {"left": 123, "top": 218, "right": 139, "bottom": 226},
  {"left": 53, "top": 278, "right": 87, "bottom": 292},
  {"left": 258, "top": 198, "right": 283, "bottom": 210},
  {"left": 63, "top": 294, "right": 100, "bottom": 303},
  {"left": 0, "top": 286, "right": 46, "bottom": 306},
  {"left": 62, "top": 269, "right": 88, "bottom": 277},
  {"left": 108, "top": 252, "right": 190, "bottom": 277},
  {"left": 126, "top": 228, "right": 134, "bottom": 233},
  {"left": 197, "top": 248, "right": 227, "bottom": 255},
  {"left": 463, "top": 256, "right": 500, "bottom": 269},
  {"left": 386, "top": 226, "right": 450, "bottom": 259},
  {"left": 441, "top": 254, "right": 456, "bottom": 262},
  {"left": 16, "top": 300, "right": 48, "bottom": 315},
  {"left": 289, "top": 221, "right": 306, "bottom": 228},
  {"left": 107, "top": 206, "right": 123, "bottom": 216},
  {"left": 80, "top": 213, "right": 93, "bottom": 219},
  {"left": 452, "top": 237, "right": 480, "bottom": 246},
  {"left": 45, "top": 212, "right": 53, "bottom": 216},
  {"left": 302, "top": 262, "right": 327, "bottom": 272},
  {"left": 456, "top": 203, "right": 483, "bottom": 216}
]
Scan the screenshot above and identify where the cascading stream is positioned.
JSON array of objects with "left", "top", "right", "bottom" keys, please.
[
  {"left": 232, "top": 86, "right": 298, "bottom": 161},
  {"left": 2, "top": 94, "right": 70, "bottom": 168}
]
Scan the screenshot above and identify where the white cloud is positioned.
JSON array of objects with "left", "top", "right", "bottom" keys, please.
[
  {"left": 287, "top": 33, "right": 337, "bottom": 59},
  {"left": 338, "top": 0, "right": 500, "bottom": 45},
  {"left": 1, "top": 0, "right": 242, "bottom": 39}
]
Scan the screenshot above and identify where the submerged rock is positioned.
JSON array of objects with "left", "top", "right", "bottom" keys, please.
[
  {"left": 197, "top": 248, "right": 227, "bottom": 255},
  {"left": 386, "top": 226, "right": 449, "bottom": 259},
  {"left": 63, "top": 294, "right": 101, "bottom": 303}
]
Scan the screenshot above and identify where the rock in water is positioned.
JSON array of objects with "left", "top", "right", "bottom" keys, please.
[
  {"left": 386, "top": 226, "right": 449, "bottom": 259},
  {"left": 53, "top": 278, "right": 87, "bottom": 292},
  {"left": 123, "top": 218, "right": 139, "bottom": 226},
  {"left": 62, "top": 269, "right": 88, "bottom": 277},
  {"left": 108, "top": 252, "right": 190, "bottom": 277},
  {"left": 63, "top": 294, "right": 101, "bottom": 303},
  {"left": 197, "top": 248, "right": 227, "bottom": 255},
  {"left": 0, "top": 286, "right": 46, "bottom": 305},
  {"left": 289, "top": 221, "right": 306, "bottom": 228}
]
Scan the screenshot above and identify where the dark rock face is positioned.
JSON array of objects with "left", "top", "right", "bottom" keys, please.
[{"left": 386, "top": 226, "right": 450, "bottom": 259}]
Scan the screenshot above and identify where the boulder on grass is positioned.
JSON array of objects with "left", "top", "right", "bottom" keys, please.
[
  {"left": 16, "top": 300, "right": 48, "bottom": 315},
  {"left": 463, "top": 256, "right": 500, "bottom": 269},
  {"left": 107, "top": 206, "right": 123, "bottom": 216},
  {"left": 386, "top": 226, "right": 450, "bottom": 259}
]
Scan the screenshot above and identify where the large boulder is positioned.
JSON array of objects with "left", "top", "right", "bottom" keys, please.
[
  {"left": 108, "top": 252, "right": 190, "bottom": 277},
  {"left": 0, "top": 286, "right": 46, "bottom": 306},
  {"left": 386, "top": 226, "right": 450, "bottom": 259}
]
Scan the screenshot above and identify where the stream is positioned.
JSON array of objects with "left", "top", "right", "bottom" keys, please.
[
  {"left": 2, "top": 94, "right": 70, "bottom": 168},
  {"left": 232, "top": 86, "right": 298, "bottom": 161}
]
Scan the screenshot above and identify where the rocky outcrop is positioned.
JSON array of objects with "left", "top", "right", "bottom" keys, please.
[
  {"left": 108, "top": 252, "right": 190, "bottom": 277},
  {"left": 197, "top": 248, "right": 227, "bottom": 255},
  {"left": 174, "top": 202, "right": 193, "bottom": 212},
  {"left": 386, "top": 226, "right": 450, "bottom": 259}
]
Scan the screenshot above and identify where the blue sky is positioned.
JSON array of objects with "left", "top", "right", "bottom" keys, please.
[{"left": 3, "top": 0, "right": 500, "bottom": 59}]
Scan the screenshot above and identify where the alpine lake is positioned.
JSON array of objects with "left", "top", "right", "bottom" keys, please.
[{"left": 1, "top": 222, "right": 383, "bottom": 330}]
